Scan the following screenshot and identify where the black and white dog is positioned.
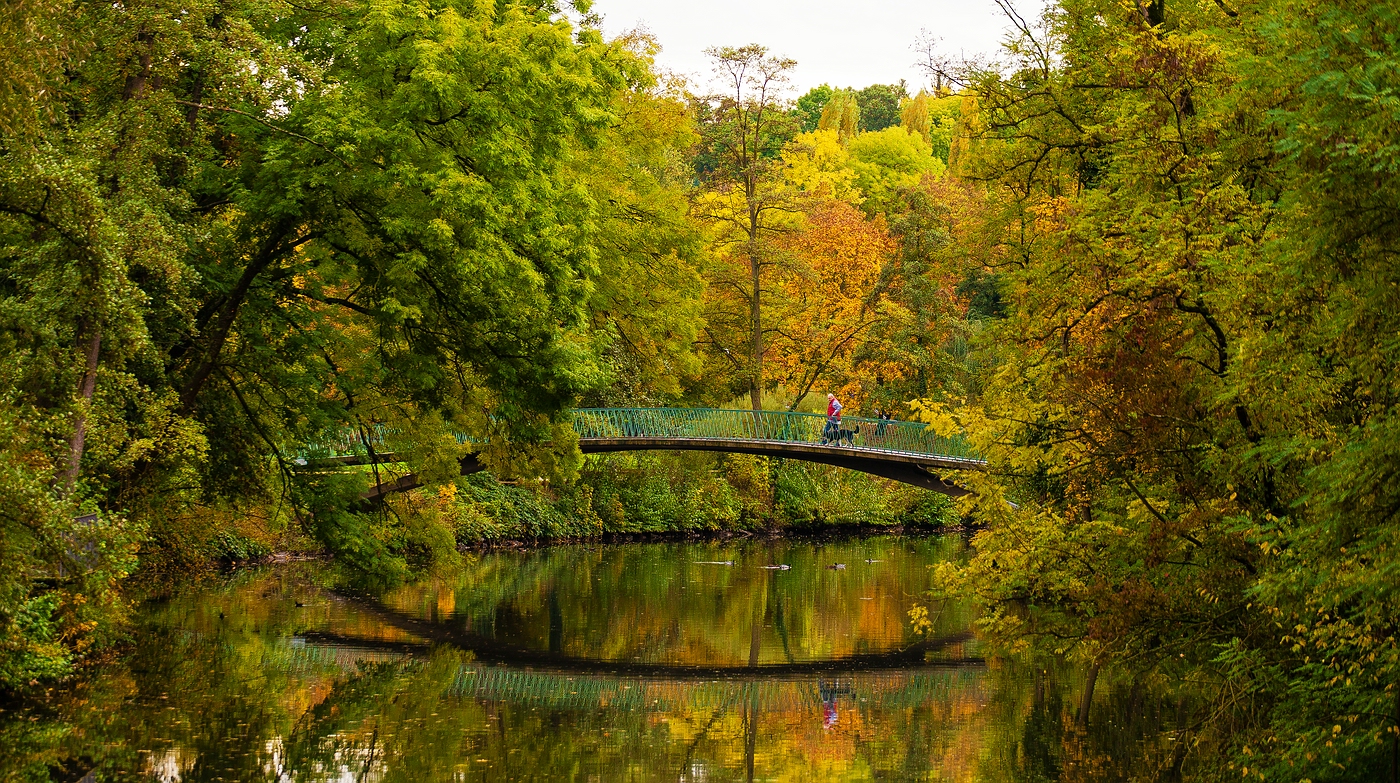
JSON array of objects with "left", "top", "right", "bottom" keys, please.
[{"left": 821, "top": 422, "right": 858, "bottom": 447}]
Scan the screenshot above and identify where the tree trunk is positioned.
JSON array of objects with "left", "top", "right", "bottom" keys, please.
[
  {"left": 1075, "top": 660, "right": 1100, "bottom": 729},
  {"left": 122, "top": 32, "right": 154, "bottom": 100},
  {"left": 64, "top": 327, "right": 102, "bottom": 491},
  {"left": 749, "top": 246, "right": 762, "bottom": 411}
]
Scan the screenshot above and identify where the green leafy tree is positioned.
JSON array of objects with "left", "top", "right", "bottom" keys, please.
[
  {"left": 792, "top": 84, "right": 834, "bottom": 133},
  {"left": 847, "top": 127, "right": 944, "bottom": 215},
  {"left": 925, "top": 93, "right": 963, "bottom": 164},
  {"left": 571, "top": 33, "right": 707, "bottom": 405},
  {"left": 0, "top": 0, "right": 665, "bottom": 684},
  {"left": 855, "top": 82, "right": 909, "bottom": 132}
]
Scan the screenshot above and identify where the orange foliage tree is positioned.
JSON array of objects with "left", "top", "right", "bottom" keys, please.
[{"left": 768, "top": 201, "right": 902, "bottom": 412}]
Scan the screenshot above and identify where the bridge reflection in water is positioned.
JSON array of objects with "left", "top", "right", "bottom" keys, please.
[
  {"left": 25, "top": 539, "right": 1038, "bottom": 782},
  {"left": 256, "top": 553, "right": 988, "bottom": 753},
  {"left": 267, "top": 637, "right": 986, "bottom": 715},
  {"left": 303, "top": 407, "right": 986, "bottom": 498}
]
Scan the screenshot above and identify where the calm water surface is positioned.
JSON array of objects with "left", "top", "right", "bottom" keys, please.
[{"left": 2, "top": 536, "right": 1193, "bottom": 781}]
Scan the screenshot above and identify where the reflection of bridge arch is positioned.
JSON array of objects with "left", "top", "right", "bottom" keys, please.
[
  {"left": 263, "top": 590, "right": 989, "bottom": 715},
  {"left": 266, "top": 638, "right": 987, "bottom": 714},
  {"left": 302, "top": 408, "right": 985, "bottom": 499},
  {"left": 300, "top": 590, "right": 982, "bottom": 677},
  {"left": 448, "top": 666, "right": 988, "bottom": 713}
]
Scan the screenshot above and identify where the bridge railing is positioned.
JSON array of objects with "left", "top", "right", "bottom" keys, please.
[
  {"left": 572, "top": 408, "right": 977, "bottom": 461},
  {"left": 298, "top": 408, "right": 978, "bottom": 463}
]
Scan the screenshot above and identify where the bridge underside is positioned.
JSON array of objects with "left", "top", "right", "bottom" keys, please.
[{"left": 359, "top": 438, "right": 974, "bottom": 499}]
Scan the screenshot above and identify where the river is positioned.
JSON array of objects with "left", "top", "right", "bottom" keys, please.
[{"left": 1, "top": 535, "right": 1195, "bottom": 781}]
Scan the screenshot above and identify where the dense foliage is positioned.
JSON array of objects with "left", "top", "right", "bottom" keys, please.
[
  {"left": 0, "top": 0, "right": 710, "bottom": 688},
  {"left": 920, "top": 0, "right": 1400, "bottom": 778}
]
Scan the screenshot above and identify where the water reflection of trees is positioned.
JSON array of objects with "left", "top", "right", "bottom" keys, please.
[{"left": 0, "top": 544, "right": 1208, "bottom": 781}]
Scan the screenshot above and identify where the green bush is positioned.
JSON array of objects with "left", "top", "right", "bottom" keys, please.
[
  {"left": 0, "top": 594, "right": 71, "bottom": 690},
  {"left": 210, "top": 530, "right": 273, "bottom": 563},
  {"left": 0, "top": 406, "right": 140, "bottom": 693}
]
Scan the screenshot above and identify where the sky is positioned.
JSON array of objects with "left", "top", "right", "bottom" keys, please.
[{"left": 590, "top": 0, "right": 1037, "bottom": 96}]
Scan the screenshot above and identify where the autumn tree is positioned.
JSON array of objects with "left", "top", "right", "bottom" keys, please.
[
  {"left": 692, "top": 44, "right": 799, "bottom": 410},
  {"left": 924, "top": 0, "right": 1400, "bottom": 776},
  {"left": 817, "top": 89, "right": 860, "bottom": 141},
  {"left": 782, "top": 129, "right": 862, "bottom": 204},
  {"left": 768, "top": 201, "right": 898, "bottom": 410}
]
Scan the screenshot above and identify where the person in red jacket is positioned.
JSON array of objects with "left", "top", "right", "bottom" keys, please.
[{"left": 823, "top": 393, "right": 843, "bottom": 444}]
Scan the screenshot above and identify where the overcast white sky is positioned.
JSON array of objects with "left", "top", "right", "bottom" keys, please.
[{"left": 590, "top": 0, "right": 1037, "bottom": 96}]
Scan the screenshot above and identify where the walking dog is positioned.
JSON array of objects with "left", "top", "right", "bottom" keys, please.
[{"left": 821, "top": 421, "right": 859, "bottom": 447}]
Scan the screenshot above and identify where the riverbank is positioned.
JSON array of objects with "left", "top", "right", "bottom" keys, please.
[
  {"left": 224, "top": 523, "right": 975, "bottom": 566},
  {"left": 454, "top": 522, "right": 974, "bottom": 551}
]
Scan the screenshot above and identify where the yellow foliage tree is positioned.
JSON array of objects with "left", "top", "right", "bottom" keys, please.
[
  {"left": 817, "top": 89, "right": 860, "bottom": 141},
  {"left": 781, "top": 129, "right": 862, "bottom": 203}
]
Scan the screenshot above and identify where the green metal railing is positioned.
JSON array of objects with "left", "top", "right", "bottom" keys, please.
[
  {"left": 299, "top": 408, "right": 980, "bottom": 464},
  {"left": 572, "top": 408, "right": 979, "bottom": 462}
]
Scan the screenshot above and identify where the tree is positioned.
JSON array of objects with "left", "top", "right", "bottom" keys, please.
[
  {"left": 768, "top": 201, "right": 898, "bottom": 410},
  {"left": 782, "top": 130, "right": 862, "bottom": 203},
  {"left": 855, "top": 83, "right": 908, "bottom": 133},
  {"left": 0, "top": 0, "right": 663, "bottom": 682},
  {"left": 925, "top": 93, "right": 964, "bottom": 165},
  {"left": 847, "top": 128, "right": 944, "bottom": 215},
  {"left": 792, "top": 84, "right": 834, "bottom": 133},
  {"left": 900, "top": 91, "right": 932, "bottom": 144},
  {"left": 692, "top": 44, "right": 799, "bottom": 411},
  {"left": 570, "top": 34, "right": 706, "bottom": 406},
  {"left": 921, "top": 0, "right": 1400, "bottom": 776},
  {"left": 874, "top": 176, "right": 991, "bottom": 407},
  {"left": 817, "top": 88, "right": 860, "bottom": 141}
]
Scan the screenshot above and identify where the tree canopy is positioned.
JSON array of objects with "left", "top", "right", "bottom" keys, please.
[{"left": 0, "top": 0, "right": 703, "bottom": 686}]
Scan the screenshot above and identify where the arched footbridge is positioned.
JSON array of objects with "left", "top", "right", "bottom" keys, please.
[{"left": 304, "top": 408, "right": 985, "bottom": 499}]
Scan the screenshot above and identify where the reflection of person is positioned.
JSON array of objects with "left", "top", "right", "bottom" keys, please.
[{"left": 819, "top": 678, "right": 847, "bottom": 729}]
